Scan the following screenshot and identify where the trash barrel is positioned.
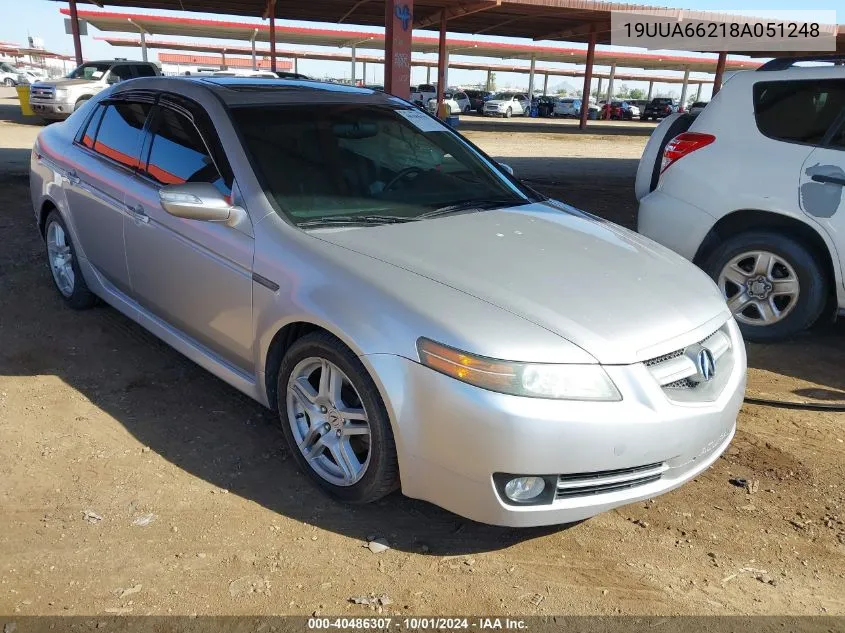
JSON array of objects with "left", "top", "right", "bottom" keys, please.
[{"left": 16, "top": 85, "right": 34, "bottom": 116}]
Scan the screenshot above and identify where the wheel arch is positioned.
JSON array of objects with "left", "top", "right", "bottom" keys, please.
[
  {"left": 38, "top": 198, "right": 60, "bottom": 237},
  {"left": 693, "top": 208, "right": 839, "bottom": 303}
]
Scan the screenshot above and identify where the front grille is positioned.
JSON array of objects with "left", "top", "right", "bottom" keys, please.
[
  {"left": 555, "top": 462, "right": 665, "bottom": 499},
  {"left": 643, "top": 324, "right": 732, "bottom": 396},
  {"left": 30, "top": 85, "right": 54, "bottom": 100}
]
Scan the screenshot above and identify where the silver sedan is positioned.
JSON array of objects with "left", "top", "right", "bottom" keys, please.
[{"left": 30, "top": 77, "right": 746, "bottom": 527}]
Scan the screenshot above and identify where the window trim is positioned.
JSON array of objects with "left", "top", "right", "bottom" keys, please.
[{"left": 753, "top": 78, "right": 845, "bottom": 149}]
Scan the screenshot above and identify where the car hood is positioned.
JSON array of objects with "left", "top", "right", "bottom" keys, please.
[
  {"left": 485, "top": 100, "right": 511, "bottom": 107},
  {"left": 33, "top": 78, "right": 96, "bottom": 89},
  {"left": 313, "top": 202, "right": 730, "bottom": 364}
]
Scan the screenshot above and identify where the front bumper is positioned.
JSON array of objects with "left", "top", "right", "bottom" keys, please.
[
  {"left": 363, "top": 321, "right": 745, "bottom": 527},
  {"left": 29, "top": 100, "right": 73, "bottom": 119}
]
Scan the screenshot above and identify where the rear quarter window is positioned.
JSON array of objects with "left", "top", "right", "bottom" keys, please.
[{"left": 753, "top": 79, "right": 845, "bottom": 146}]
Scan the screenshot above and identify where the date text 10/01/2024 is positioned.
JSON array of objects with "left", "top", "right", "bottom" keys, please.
[{"left": 307, "top": 617, "right": 528, "bottom": 630}]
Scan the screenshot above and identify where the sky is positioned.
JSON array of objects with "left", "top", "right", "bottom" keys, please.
[{"left": 0, "top": 0, "right": 840, "bottom": 100}]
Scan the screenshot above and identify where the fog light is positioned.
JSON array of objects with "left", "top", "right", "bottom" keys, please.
[{"left": 504, "top": 476, "right": 545, "bottom": 502}]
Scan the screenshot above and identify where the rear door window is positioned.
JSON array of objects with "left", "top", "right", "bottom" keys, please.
[
  {"left": 144, "top": 106, "right": 231, "bottom": 196},
  {"left": 754, "top": 79, "right": 845, "bottom": 146},
  {"left": 108, "top": 65, "right": 134, "bottom": 83},
  {"left": 133, "top": 65, "right": 157, "bottom": 78},
  {"left": 91, "top": 102, "right": 151, "bottom": 169}
]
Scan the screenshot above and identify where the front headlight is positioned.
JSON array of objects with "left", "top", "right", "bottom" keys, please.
[
  {"left": 417, "top": 338, "right": 621, "bottom": 401},
  {"left": 54, "top": 88, "right": 68, "bottom": 100}
]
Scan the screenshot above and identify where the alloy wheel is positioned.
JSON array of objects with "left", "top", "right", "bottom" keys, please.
[
  {"left": 46, "top": 221, "right": 75, "bottom": 297},
  {"left": 286, "top": 357, "right": 371, "bottom": 486},
  {"left": 718, "top": 250, "right": 800, "bottom": 326}
]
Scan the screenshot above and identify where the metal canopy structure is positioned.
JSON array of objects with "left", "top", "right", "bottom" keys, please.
[
  {"left": 107, "top": 36, "right": 713, "bottom": 87},
  {"left": 64, "top": 8, "right": 760, "bottom": 73}
]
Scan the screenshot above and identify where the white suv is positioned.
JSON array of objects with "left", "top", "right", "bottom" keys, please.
[{"left": 637, "top": 57, "right": 845, "bottom": 341}]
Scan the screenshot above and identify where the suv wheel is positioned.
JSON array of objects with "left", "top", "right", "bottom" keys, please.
[
  {"left": 3, "top": 78, "right": 15, "bottom": 87},
  {"left": 277, "top": 332, "right": 399, "bottom": 503},
  {"left": 73, "top": 96, "right": 90, "bottom": 112},
  {"left": 702, "top": 231, "right": 827, "bottom": 341}
]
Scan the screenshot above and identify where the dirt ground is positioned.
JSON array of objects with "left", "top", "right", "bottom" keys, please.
[{"left": 1, "top": 89, "right": 844, "bottom": 617}]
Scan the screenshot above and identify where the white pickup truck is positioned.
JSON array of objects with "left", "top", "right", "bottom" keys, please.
[{"left": 410, "top": 83, "right": 437, "bottom": 106}]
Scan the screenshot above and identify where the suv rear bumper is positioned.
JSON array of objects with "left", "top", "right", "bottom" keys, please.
[{"left": 638, "top": 190, "right": 717, "bottom": 261}]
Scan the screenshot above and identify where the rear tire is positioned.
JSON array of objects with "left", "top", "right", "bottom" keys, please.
[
  {"left": 702, "top": 231, "right": 827, "bottom": 341},
  {"left": 277, "top": 331, "right": 399, "bottom": 504},
  {"left": 44, "top": 210, "right": 97, "bottom": 310}
]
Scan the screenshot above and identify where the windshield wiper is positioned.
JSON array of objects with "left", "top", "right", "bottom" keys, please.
[
  {"left": 297, "top": 214, "right": 414, "bottom": 228},
  {"left": 417, "top": 198, "right": 523, "bottom": 219}
]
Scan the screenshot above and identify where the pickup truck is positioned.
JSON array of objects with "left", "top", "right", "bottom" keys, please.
[
  {"left": 410, "top": 83, "right": 437, "bottom": 106},
  {"left": 29, "top": 59, "right": 160, "bottom": 121}
]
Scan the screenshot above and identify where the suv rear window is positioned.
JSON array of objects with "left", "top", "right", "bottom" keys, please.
[{"left": 754, "top": 79, "right": 845, "bottom": 146}]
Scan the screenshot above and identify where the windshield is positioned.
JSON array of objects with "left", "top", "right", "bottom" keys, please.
[
  {"left": 231, "top": 104, "right": 529, "bottom": 227},
  {"left": 491, "top": 92, "right": 515, "bottom": 100},
  {"left": 66, "top": 62, "right": 112, "bottom": 80}
]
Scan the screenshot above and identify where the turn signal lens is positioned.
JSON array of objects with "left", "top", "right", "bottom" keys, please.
[{"left": 416, "top": 338, "right": 621, "bottom": 401}]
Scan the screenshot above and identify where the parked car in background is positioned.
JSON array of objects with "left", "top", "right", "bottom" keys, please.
[
  {"left": 601, "top": 100, "right": 639, "bottom": 120},
  {"left": 363, "top": 84, "right": 384, "bottom": 92},
  {"left": 536, "top": 95, "right": 557, "bottom": 117},
  {"left": 483, "top": 92, "right": 529, "bottom": 117},
  {"left": 426, "top": 90, "right": 471, "bottom": 115},
  {"left": 464, "top": 88, "right": 491, "bottom": 113},
  {"left": 689, "top": 101, "right": 708, "bottom": 116},
  {"left": 29, "top": 59, "right": 160, "bottom": 121},
  {"left": 1, "top": 61, "right": 21, "bottom": 86},
  {"left": 637, "top": 57, "right": 845, "bottom": 341},
  {"left": 16, "top": 68, "right": 49, "bottom": 84},
  {"left": 212, "top": 69, "right": 278, "bottom": 78},
  {"left": 275, "top": 71, "right": 311, "bottom": 80},
  {"left": 30, "top": 75, "right": 745, "bottom": 527},
  {"left": 642, "top": 97, "right": 680, "bottom": 120},
  {"left": 410, "top": 83, "right": 437, "bottom": 106},
  {"left": 553, "top": 97, "right": 582, "bottom": 117}
]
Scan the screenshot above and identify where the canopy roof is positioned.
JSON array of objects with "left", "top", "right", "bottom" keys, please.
[
  {"left": 110, "top": 36, "right": 712, "bottom": 84},
  {"left": 64, "top": 8, "right": 761, "bottom": 72}
]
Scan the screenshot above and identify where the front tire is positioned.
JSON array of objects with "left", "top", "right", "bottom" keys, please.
[
  {"left": 44, "top": 210, "right": 96, "bottom": 310},
  {"left": 3, "top": 78, "right": 15, "bottom": 87},
  {"left": 277, "top": 332, "right": 399, "bottom": 504},
  {"left": 505, "top": 107, "right": 512, "bottom": 118},
  {"left": 702, "top": 231, "right": 827, "bottom": 341}
]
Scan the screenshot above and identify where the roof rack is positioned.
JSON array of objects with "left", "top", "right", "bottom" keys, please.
[{"left": 757, "top": 55, "right": 845, "bottom": 71}]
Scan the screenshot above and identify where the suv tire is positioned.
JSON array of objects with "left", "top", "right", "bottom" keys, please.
[{"left": 702, "top": 231, "right": 828, "bottom": 341}]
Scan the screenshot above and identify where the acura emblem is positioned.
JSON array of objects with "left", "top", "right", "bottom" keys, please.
[{"left": 687, "top": 345, "right": 716, "bottom": 383}]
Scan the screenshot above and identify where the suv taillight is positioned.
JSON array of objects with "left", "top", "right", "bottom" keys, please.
[{"left": 661, "top": 132, "right": 715, "bottom": 173}]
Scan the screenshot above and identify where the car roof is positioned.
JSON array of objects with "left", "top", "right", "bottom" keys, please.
[{"left": 111, "top": 75, "right": 401, "bottom": 107}]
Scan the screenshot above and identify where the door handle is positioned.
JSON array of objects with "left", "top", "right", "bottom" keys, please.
[
  {"left": 66, "top": 170, "right": 80, "bottom": 185},
  {"left": 811, "top": 173, "right": 845, "bottom": 187},
  {"left": 127, "top": 203, "right": 150, "bottom": 223}
]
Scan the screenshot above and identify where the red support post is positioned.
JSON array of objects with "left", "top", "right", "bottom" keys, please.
[
  {"left": 712, "top": 51, "right": 727, "bottom": 96},
  {"left": 437, "top": 10, "right": 447, "bottom": 113},
  {"left": 268, "top": 0, "right": 277, "bottom": 73},
  {"left": 68, "top": 0, "right": 83, "bottom": 67},
  {"left": 579, "top": 30, "right": 596, "bottom": 130},
  {"left": 384, "top": 0, "right": 414, "bottom": 99}
]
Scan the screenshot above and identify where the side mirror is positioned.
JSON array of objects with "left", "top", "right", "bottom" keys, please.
[
  {"left": 499, "top": 163, "right": 515, "bottom": 177},
  {"left": 159, "top": 182, "right": 245, "bottom": 226}
]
